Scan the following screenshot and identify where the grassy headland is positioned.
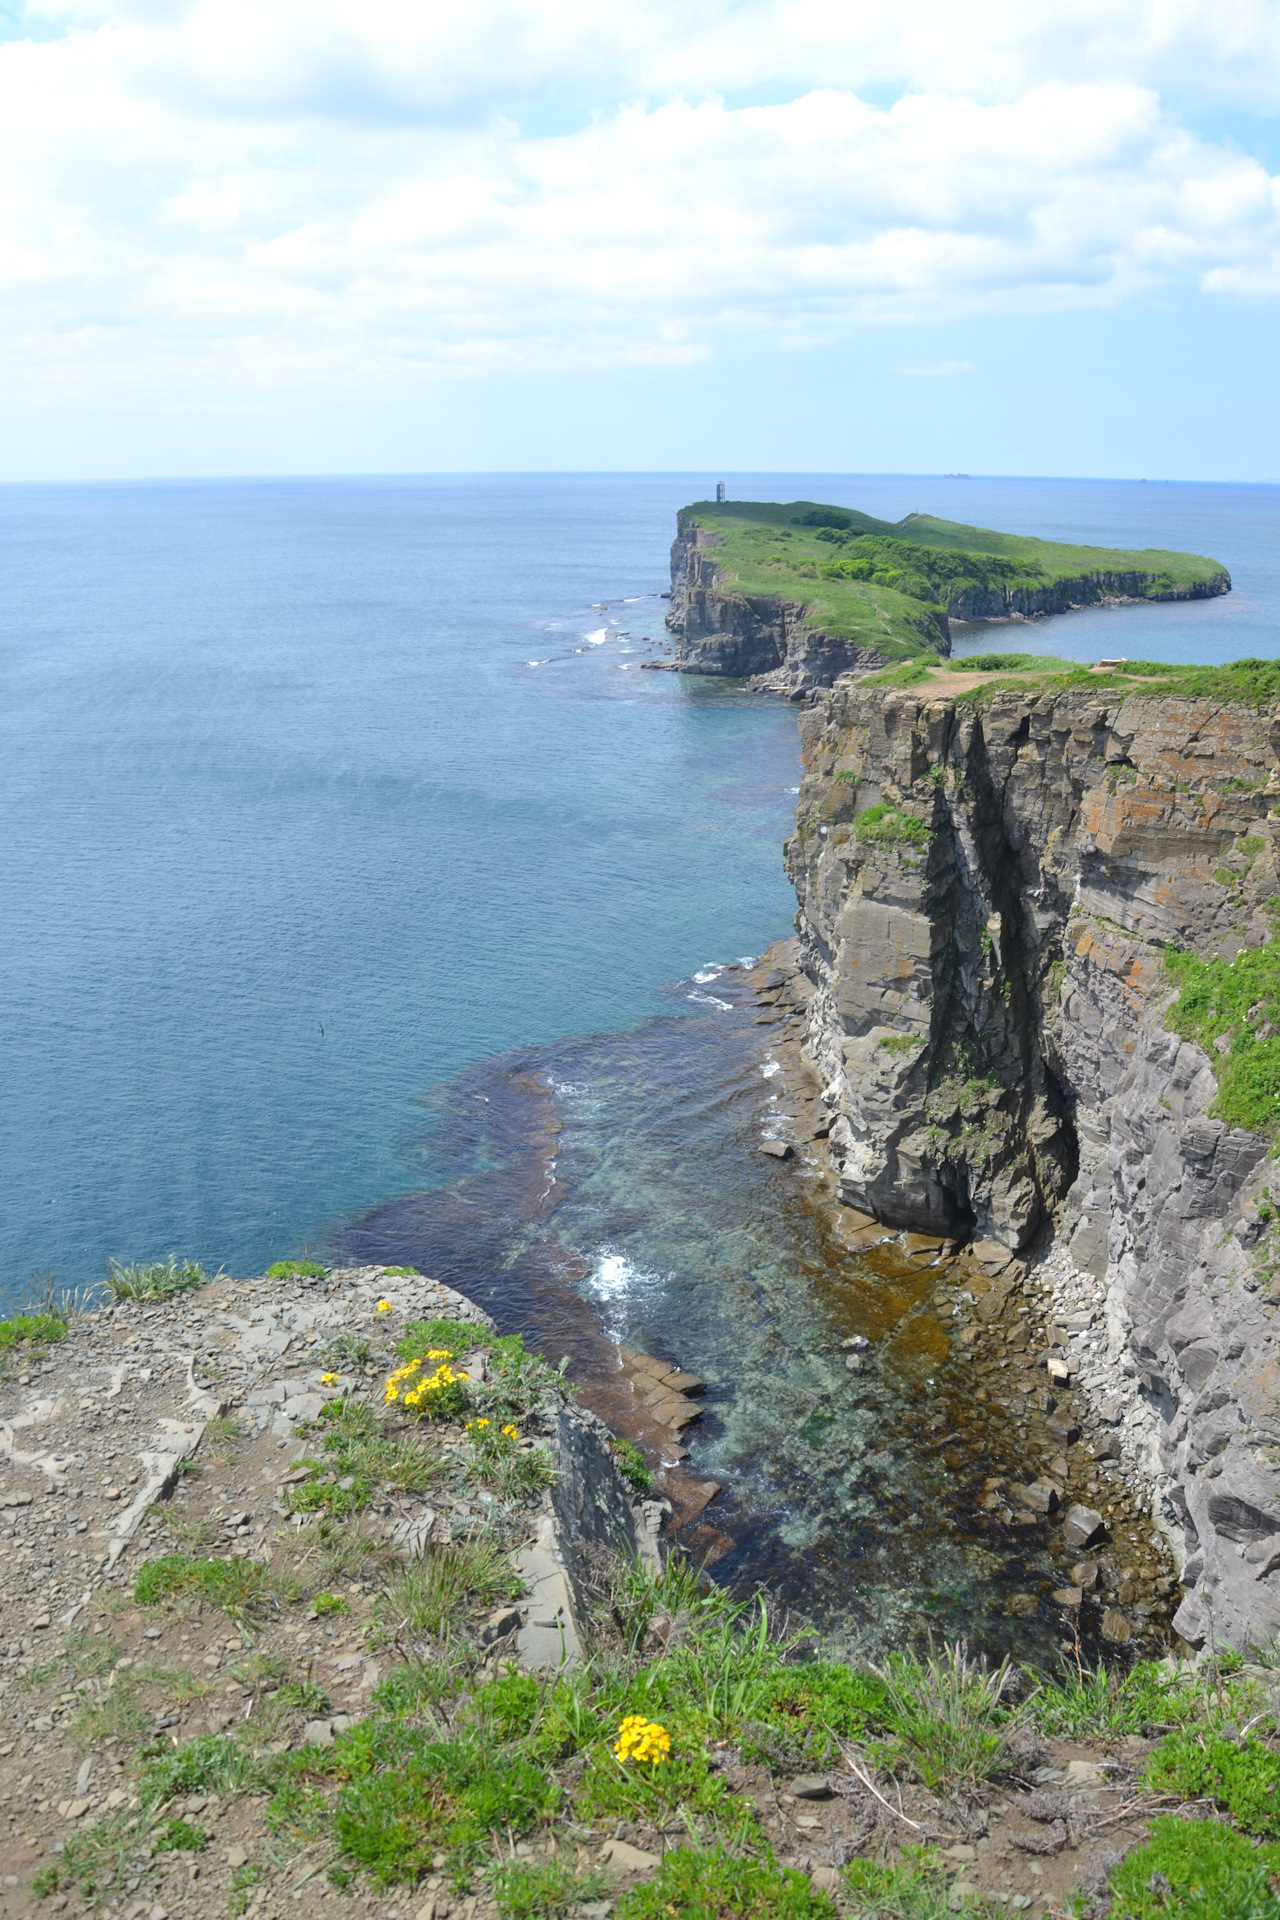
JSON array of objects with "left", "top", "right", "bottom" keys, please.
[{"left": 676, "top": 499, "right": 1230, "bottom": 667}]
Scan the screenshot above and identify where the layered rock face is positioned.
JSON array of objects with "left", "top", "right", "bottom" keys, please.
[
  {"left": 788, "top": 682, "right": 1280, "bottom": 1648},
  {"left": 666, "top": 520, "right": 945, "bottom": 692},
  {"left": 945, "top": 568, "right": 1230, "bottom": 623}
]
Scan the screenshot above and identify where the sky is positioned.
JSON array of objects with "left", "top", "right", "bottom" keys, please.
[{"left": 1, "top": 0, "right": 1279, "bottom": 480}]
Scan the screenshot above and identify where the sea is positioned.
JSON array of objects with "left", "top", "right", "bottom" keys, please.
[{"left": 4, "top": 471, "right": 1279, "bottom": 1654}]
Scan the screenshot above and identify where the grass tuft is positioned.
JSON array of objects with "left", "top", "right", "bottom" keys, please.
[
  {"left": 614, "top": 1845, "right": 836, "bottom": 1918},
  {"left": 0, "top": 1311, "right": 67, "bottom": 1350},
  {"left": 105, "top": 1253, "right": 208, "bottom": 1301},
  {"left": 874, "top": 1641, "right": 1019, "bottom": 1793}
]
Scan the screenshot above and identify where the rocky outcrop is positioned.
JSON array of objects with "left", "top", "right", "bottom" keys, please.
[
  {"left": 787, "top": 682, "right": 1280, "bottom": 1649},
  {"left": 666, "top": 520, "right": 945, "bottom": 693},
  {"left": 947, "top": 569, "right": 1231, "bottom": 623}
]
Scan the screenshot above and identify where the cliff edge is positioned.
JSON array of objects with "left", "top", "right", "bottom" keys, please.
[{"left": 786, "top": 664, "right": 1280, "bottom": 1650}]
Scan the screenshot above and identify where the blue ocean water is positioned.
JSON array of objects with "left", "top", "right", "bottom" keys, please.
[{"left": 3, "top": 474, "right": 1278, "bottom": 1305}]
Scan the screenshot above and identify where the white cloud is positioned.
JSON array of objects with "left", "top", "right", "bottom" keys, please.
[{"left": 1, "top": 0, "right": 1279, "bottom": 398}]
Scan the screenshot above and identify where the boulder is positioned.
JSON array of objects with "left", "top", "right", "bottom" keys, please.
[{"left": 1062, "top": 1504, "right": 1106, "bottom": 1549}]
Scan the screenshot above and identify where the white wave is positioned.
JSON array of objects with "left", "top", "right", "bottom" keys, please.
[
  {"left": 788, "top": 786, "right": 800, "bottom": 793},
  {"left": 527, "top": 660, "right": 541, "bottom": 667},
  {"left": 761, "top": 1059, "right": 781, "bottom": 1078},
  {"left": 738, "top": 955, "right": 756, "bottom": 967},
  {"left": 687, "top": 990, "right": 731, "bottom": 1010},
  {"left": 586, "top": 628, "right": 608, "bottom": 645},
  {"left": 693, "top": 965, "right": 723, "bottom": 983},
  {"left": 590, "top": 1250, "right": 636, "bottom": 1300}
]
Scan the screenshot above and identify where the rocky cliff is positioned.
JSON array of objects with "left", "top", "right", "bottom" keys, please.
[
  {"left": 786, "top": 679, "right": 1280, "bottom": 1651},
  {"left": 668, "top": 519, "right": 941, "bottom": 692}
]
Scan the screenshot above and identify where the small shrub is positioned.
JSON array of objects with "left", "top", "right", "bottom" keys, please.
[
  {"left": 854, "top": 803, "right": 933, "bottom": 846},
  {"left": 153, "top": 1817, "right": 206, "bottom": 1853},
  {"left": 317, "top": 1332, "right": 371, "bottom": 1369},
  {"left": 264, "top": 1259, "right": 326, "bottom": 1279},
  {"left": 1145, "top": 1730, "right": 1280, "bottom": 1837},
  {"left": 610, "top": 1439, "right": 654, "bottom": 1494},
  {"left": 615, "top": 1846, "right": 836, "bottom": 1919},
  {"left": 273, "top": 1678, "right": 330, "bottom": 1713},
  {"left": 1106, "top": 1814, "right": 1280, "bottom": 1918},
  {"left": 878, "top": 1035, "right": 923, "bottom": 1057},
  {"left": 313, "top": 1591, "right": 349, "bottom": 1617},
  {"left": 0, "top": 1312, "right": 67, "bottom": 1350},
  {"left": 105, "top": 1254, "right": 208, "bottom": 1302},
  {"left": 490, "top": 1854, "right": 613, "bottom": 1919}
]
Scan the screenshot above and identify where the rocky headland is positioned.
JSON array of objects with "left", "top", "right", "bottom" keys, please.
[{"left": 664, "top": 501, "right": 1230, "bottom": 695}]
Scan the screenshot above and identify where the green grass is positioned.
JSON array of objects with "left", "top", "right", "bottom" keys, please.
[
  {"left": 264, "top": 1259, "right": 326, "bottom": 1279},
  {"left": 30, "top": 1815, "right": 140, "bottom": 1900},
  {"left": 287, "top": 1396, "right": 443, "bottom": 1516},
  {"left": 0, "top": 1311, "right": 67, "bottom": 1349},
  {"left": 153, "top": 1816, "right": 206, "bottom": 1853},
  {"left": 1164, "top": 935, "right": 1280, "bottom": 1136},
  {"left": 1106, "top": 1815, "right": 1280, "bottom": 1918},
  {"left": 1145, "top": 1730, "right": 1280, "bottom": 1837},
  {"left": 138, "top": 1732, "right": 266, "bottom": 1805},
  {"left": 842, "top": 1849, "right": 970, "bottom": 1919},
  {"left": 381, "top": 1265, "right": 420, "bottom": 1277},
  {"left": 614, "top": 1846, "right": 836, "bottom": 1919},
  {"left": 312, "top": 1591, "right": 350, "bottom": 1617},
  {"left": 379, "top": 1541, "right": 524, "bottom": 1639},
  {"left": 1031, "top": 1657, "right": 1264, "bottom": 1738},
  {"left": 133, "top": 1551, "right": 272, "bottom": 1626},
  {"left": 610, "top": 1438, "right": 655, "bottom": 1494},
  {"left": 490, "top": 1853, "right": 613, "bottom": 1920},
  {"left": 317, "top": 1331, "right": 372, "bottom": 1369},
  {"left": 879, "top": 1035, "right": 924, "bottom": 1057},
  {"left": 854, "top": 803, "right": 933, "bottom": 846},
  {"left": 949, "top": 651, "right": 1074, "bottom": 674},
  {"left": 104, "top": 1253, "right": 208, "bottom": 1301}
]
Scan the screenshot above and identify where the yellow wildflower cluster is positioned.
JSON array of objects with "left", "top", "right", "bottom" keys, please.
[
  {"left": 466, "top": 1417, "right": 491, "bottom": 1434},
  {"left": 384, "top": 1348, "right": 461, "bottom": 1412},
  {"left": 319, "top": 1371, "right": 339, "bottom": 1386},
  {"left": 376, "top": 1299, "right": 394, "bottom": 1312},
  {"left": 614, "top": 1716, "right": 671, "bottom": 1766},
  {"left": 501, "top": 1424, "right": 519, "bottom": 1440}
]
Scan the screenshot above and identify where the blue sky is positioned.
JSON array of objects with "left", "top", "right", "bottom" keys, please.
[{"left": 1, "top": 0, "right": 1278, "bottom": 481}]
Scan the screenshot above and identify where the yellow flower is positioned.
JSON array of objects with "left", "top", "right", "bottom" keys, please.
[
  {"left": 613, "top": 1716, "right": 670, "bottom": 1766},
  {"left": 501, "top": 1424, "right": 519, "bottom": 1440},
  {"left": 467, "top": 1417, "right": 490, "bottom": 1432},
  {"left": 376, "top": 1299, "right": 393, "bottom": 1312},
  {"left": 320, "top": 1372, "right": 339, "bottom": 1386}
]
